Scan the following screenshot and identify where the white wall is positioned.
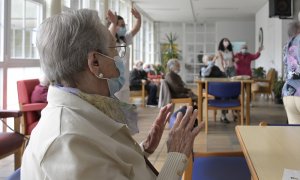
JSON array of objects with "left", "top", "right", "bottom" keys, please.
[
  {"left": 255, "top": 2, "right": 294, "bottom": 77},
  {"left": 216, "top": 21, "right": 255, "bottom": 53}
]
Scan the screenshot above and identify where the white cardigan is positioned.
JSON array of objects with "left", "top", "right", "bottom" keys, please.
[{"left": 21, "top": 86, "right": 187, "bottom": 180}]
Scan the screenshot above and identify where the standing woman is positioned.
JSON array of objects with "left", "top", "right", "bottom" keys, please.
[
  {"left": 107, "top": 8, "right": 141, "bottom": 103},
  {"left": 282, "top": 21, "right": 300, "bottom": 124},
  {"left": 214, "top": 38, "right": 235, "bottom": 77}
]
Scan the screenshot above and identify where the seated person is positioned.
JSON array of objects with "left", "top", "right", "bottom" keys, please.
[
  {"left": 129, "top": 61, "right": 158, "bottom": 106},
  {"left": 200, "top": 55, "right": 233, "bottom": 123},
  {"left": 165, "top": 59, "right": 197, "bottom": 102},
  {"left": 200, "top": 55, "right": 225, "bottom": 77},
  {"left": 31, "top": 74, "right": 50, "bottom": 103}
]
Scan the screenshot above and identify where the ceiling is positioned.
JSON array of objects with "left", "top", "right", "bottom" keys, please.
[{"left": 133, "top": 0, "right": 268, "bottom": 22}]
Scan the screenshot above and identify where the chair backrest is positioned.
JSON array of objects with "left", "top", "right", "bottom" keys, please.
[
  {"left": 17, "top": 79, "right": 45, "bottom": 135},
  {"left": 17, "top": 79, "right": 40, "bottom": 105},
  {"left": 207, "top": 82, "right": 241, "bottom": 98},
  {"left": 158, "top": 80, "right": 171, "bottom": 108}
]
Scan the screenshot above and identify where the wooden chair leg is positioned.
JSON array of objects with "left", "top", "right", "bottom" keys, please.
[
  {"left": 205, "top": 108, "right": 209, "bottom": 134},
  {"left": 14, "top": 148, "right": 22, "bottom": 170}
]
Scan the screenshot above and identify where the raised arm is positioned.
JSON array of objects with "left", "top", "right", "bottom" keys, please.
[
  {"left": 107, "top": 9, "right": 118, "bottom": 38},
  {"left": 130, "top": 8, "right": 141, "bottom": 37}
]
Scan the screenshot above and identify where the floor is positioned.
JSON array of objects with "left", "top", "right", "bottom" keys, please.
[{"left": 0, "top": 97, "right": 287, "bottom": 179}]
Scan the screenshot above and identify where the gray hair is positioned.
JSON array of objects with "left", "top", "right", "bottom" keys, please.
[
  {"left": 167, "top": 59, "right": 179, "bottom": 71},
  {"left": 287, "top": 21, "right": 300, "bottom": 38},
  {"left": 37, "top": 9, "right": 109, "bottom": 85}
]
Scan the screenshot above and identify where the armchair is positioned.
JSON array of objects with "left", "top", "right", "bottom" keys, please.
[
  {"left": 158, "top": 79, "right": 193, "bottom": 108},
  {"left": 129, "top": 80, "right": 147, "bottom": 107},
  {"left": 0, "top": 110, "right": 24, "bottom": 170},
  {"left": 251, "top": 68, "right": 276, "bottom": 100},
  {"left": 17, "top": 79, "right": 47, "bottom": 135}
]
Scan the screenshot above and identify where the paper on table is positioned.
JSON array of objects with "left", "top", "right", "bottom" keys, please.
[{"left": 282, "top": 169, "right": 300, "bottom": 180}]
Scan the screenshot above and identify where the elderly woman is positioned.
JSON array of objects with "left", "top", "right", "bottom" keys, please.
[
  {"left": 282, "top": 21, "right": 300, "bottom": 124},
  {"left": 21, "top": 9, "right": 202, "bottom": 179},
  {"left": 165, "top": 59, "right": 197, "bottom": 102}
]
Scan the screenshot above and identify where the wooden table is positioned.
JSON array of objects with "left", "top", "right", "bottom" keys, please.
[
  {"left": 196, "top": 78, "right": 253, "bottom": 125},
  {"left": 236, "top": 126, "right": 300, "bottom": 180}
]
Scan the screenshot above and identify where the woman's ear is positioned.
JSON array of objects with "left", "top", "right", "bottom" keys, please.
[{"left": 87, "top": 51, "right": 100, "bottom": 76}]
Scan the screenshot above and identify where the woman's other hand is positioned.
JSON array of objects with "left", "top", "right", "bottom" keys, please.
[
  {"left": 167, "top": 106, "right": 203, "bottom": 157},
  {"left": 131, "top": 8, "right": 141, "bottom": 20},
  {"left": 143, "top": 104, "right": 173, "bottom": 154},
  {"left": 107, "top": 9, "right": 117, "bottom": 25}
]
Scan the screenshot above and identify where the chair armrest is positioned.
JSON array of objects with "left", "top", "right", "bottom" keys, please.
[
  {"left": 0, "top": 110, "right": 22, "bottom": 118},
  {"left": 253, "top": 79, "right": 270, "bottom": 83},
  {"left": 21, "top": 103, "right": 47, "bottom": 112}
]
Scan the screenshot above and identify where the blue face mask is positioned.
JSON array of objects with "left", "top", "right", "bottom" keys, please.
[
  {"left": 117, "top": 27, "right": 127, "bottom": 37},
  {"left": 107, "top": 56, "right": 125, "bottom": 97},
  {"left": 95, "top": 53, "right": 125, "bottom": 97}
]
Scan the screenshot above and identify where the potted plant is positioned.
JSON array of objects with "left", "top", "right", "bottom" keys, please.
[
  {"left": 252, "top": 67, "right": 266, "bottom": 79},
  {"left": 161, "top": 32, "right": 181, "bottom": 73},
  {"left": 273, "top": 77, "right": 285, "bottom": 104}
]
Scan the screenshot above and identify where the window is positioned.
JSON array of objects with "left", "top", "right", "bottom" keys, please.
[
  {"left": 0, "top": 0, "right": 3, "bottom": 61},
  {"left": 63, "top": 0, "right": 106, "bottom": 24},
  {"left": 10, "top": 0, "right": 43, "bottom": 59}
]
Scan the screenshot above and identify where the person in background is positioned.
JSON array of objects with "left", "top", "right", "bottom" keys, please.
[
  {"left": 31, "top": 74, "right": 50, "bottom": 103},
  {"left": 165, "top": 59, "right": 197, "bottom": 103},
  {"left": 282, "top": 21, "right": 300, "bottom": 124},
  {"left": 200, "top": 55, "right": 232, "bottom": 123},
  {"left": 214, "top": 38, "right": 235, "bottom": 77},
  {"left": 130, "top": 61, "right": 158, "bottom": 106},
  {"left": 107, "top": 8, "right": 141, "bottom": 103},
  {"left": 21, "top": 9, "right": 203, "bottom": 179},
  {"left": 234, "top": 44, "right": 263, "bottom": 77},
  {"left": 200, "top": 55, "right": 225, "bottom": 77}
]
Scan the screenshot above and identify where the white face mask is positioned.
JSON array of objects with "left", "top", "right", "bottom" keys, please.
[
  {"left": 241, "top": 49, "right": 247, "bottom": 54},
  {"left": 96, "top": 53, "right": 125, "bottom": 97}
]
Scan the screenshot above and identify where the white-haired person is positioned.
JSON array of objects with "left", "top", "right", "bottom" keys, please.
[
  {"left": 21, "top": 9, "right": 203, "bottom": 179},
  {"left": 165, "top": 59, "right": 197, "bottom": 103}
]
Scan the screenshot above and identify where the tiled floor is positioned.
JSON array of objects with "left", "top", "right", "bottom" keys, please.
[{"left": 0, "top": 97, "right": 287, "bottom": 179}]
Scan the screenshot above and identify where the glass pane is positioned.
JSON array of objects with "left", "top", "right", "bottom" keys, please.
[
  {"left": 196, "top": 33, "right": 204, "bottom": 42},
  {"left": 206, "top": 23, "right": 216, "bottom": 32},
  {"left": 186, "top": 33, "right": 194, "bottom": 43},
  {"left": 0, "top": 68, "right": 3, "bottom": 109},
  {"left": 205, "top": 33, "right": 216, "bottom": 43},
  {"left": 196, "top": 23, "right": 205, "bottom": 32},
  {"left": 11, "top": 0, "right": 42, "bottom": 59},
  {"left": 185, "top": 23, "right": 194, "bottom": 33},
  {"left": 0, "top": 0, "right": 3, "bottom": 61},
  {"left": 206, "top": 44, "right": 216, "bottom": 54}
]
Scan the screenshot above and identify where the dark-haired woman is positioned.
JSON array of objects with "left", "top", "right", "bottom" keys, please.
[{"left": 214, "top": 38, "right": 235, "bottom": 77}]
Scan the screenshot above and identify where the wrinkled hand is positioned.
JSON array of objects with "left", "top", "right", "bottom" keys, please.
[
  {"left": 107, "top": 9, "right": 118, "bottom": 24},
  {"left": 131, "top": 8, "right": 141, "bottom": 19},
  {"left": 143, "top": 104, "right": 173, "bottom": 154},
  {"left": 167, "top": 106, "right": 203, "bottom": 157}
]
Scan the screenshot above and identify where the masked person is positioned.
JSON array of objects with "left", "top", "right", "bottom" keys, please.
[
  {"left": 214, "top": 38, "right": 235, "bottom": 77},
  {"left": 234, "top": 44, "right": 263, "bottom": 77},
  {"left": 107, "top": 8, "right": 141, "bottom": 103},
  {"left": 21, "top": 9, "right": 203, "bottom": 179}
]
